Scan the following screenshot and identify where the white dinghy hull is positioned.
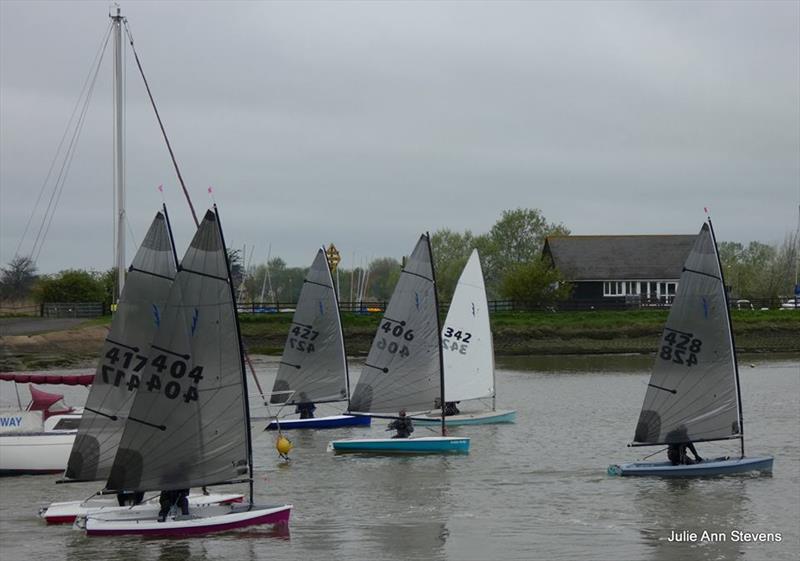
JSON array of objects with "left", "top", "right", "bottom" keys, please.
[
  {"left": 81, "top": 503, "right": 292, "bottom": 537},
  {"left": 40, "top": 492, "right": 244, "bottom": 525}
]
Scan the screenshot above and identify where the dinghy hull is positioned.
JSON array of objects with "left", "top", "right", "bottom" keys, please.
[
  {"left": 265, "top": 414, "right": 370, "bottom": 430},
  {"left": 327, "top": 436, "right": 470, "bottom": 454},
  {"left": 82, "top": 503, "right": 292, "bottom": 537},
  {"left": 40, "top": 492, "right": 244, "bottom": 525},
  {"left": 414, "top": 409, "right": 516, "bottom": 426},
  {"left": 607, "top": 456, "right": 774, "bottom": 477}
]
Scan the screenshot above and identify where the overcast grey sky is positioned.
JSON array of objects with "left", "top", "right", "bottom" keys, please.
[{"left": 1, "top": 0, "right": 798, "bottom": 274}]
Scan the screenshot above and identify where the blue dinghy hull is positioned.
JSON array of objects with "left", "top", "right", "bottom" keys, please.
[
  {"left": 327, "top": 436, "right": 470, "bottom": 454},
  {"left": 608, "top": 455, "right": 774, "bottom": 477},
  {"left": 414, "top": 409, "right": 516, "bottom": 426},
  {"left": 265, "top": 415, "right": 371, "bottom": 431}
]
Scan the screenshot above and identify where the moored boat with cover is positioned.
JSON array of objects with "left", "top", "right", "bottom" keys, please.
[
  {"left": 264, "top": 248, "right": 369, "bottom": 430},
  {"left": 79, "top": 208, "right": 291, "bottom": 536},
  {"left": 608, "top": 218, "right": 773, "bottom": 477},
  {"left": 328, "top": 234, "right": 470, "bottom": 454}
]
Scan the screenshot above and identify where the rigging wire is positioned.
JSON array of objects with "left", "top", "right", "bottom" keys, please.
[
  {"left": 15, "top": 23, "right": 113, "bottom": 261},
  {"left": 122, "top": 20, "right": 198, "bottom": 227},
  {"left": 33, "top": 36, "right": 111, "bottom": 264}
]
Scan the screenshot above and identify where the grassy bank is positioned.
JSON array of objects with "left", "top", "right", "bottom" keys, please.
[
  {"left": 2, "top": 309, "right": 798, "bottom": 371},
  {"left": 239, "top": 309, "right": 800, "bottom": 356}
]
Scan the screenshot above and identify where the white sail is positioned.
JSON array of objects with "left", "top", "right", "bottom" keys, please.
[{"left": 441, "top": 250, "right": 494, "bottom": 403}]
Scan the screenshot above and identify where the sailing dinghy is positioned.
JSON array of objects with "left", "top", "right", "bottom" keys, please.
[
  {"left": 79, "top": 209, "right": 291, "bottom": 536},
  {"left": 328, "top": 234, "right": 470, "bottom": 454},
  {"left": 415, "top": 249, "right": 515, "bottom": 426},
  {"left": 264, "top": 248, "right": 369, "bottom": 430},
  {"left": 39, "top": 210, "right": 242, "bottom": 524},
  {"left": 608, "top": 220, "right": 773, "bottom": 477}
]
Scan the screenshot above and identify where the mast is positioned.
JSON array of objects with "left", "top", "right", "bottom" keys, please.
[
  {"left": 708, "top": 217, "right": 745, "bottom": 458},
  {"left": 111, "top": 6, "right": 125, "bottom": 302},
  {"left": 426, "top": 232, "right": 447, "bottom": 436},
  {"left": 216, "top": 205, "right": 255, "bottom": 505}
]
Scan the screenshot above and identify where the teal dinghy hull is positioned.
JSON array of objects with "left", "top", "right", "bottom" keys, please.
[
  {"left": 608, "top": 455, "right": 774, "bottom": 477},
  {"left": 327, "top": 436, "right": 470, "bottom": 454},
  {"left": 414, "top": 409, "right": 516, "bottom": 426}
]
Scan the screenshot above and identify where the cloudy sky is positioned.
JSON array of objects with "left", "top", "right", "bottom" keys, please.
[{"left": 1, "top": 0, "right": 798, "bottom": 274}]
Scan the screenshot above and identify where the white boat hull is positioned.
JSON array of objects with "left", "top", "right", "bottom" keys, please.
[
  {"left": 81, "top": 503, "right": 292, "bottom": 536},
  {"left": 413, "top": 409, "right": 516, "bottom": 426},
  {"left": 40, "top": 492, "right": 245, "bottom": 525},
  {"left": 0, "top": 432, "right": 75, "bottom": 475}
]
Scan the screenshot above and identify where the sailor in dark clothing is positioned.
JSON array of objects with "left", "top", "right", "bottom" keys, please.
[
  {"left": 444, "top": 401, "right": 460, "bottom": 416},
  {"left": 295, "top": 401, "right": 316, "bottom": 419},
  {"left": 158, "top": 489, "right": 190, "bottom": 522},
  {"left": 387, "top": 409, "right": 414, "bottom": 438},
  {"left": 667, "top": 442, "right": 703, "bottom": 465}
]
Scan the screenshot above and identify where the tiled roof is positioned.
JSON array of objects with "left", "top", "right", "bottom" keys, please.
[{"left": 543, "top": 234, "right": 697, "bottom": 281}]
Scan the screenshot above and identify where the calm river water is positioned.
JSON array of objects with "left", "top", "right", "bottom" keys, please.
[{"left": 0, "top": 354, "right": 797, "bottom": 561}]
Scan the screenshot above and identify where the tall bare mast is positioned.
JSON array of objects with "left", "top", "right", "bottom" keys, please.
[{"left": 111, "top": 5, "right": 125, "bottom": 302}]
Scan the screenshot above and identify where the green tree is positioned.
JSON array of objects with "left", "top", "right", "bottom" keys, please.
[
  {"left": 499, "top": 259, "right": 572, "bottom": 306},
  {"left": 482, "top": 208, "right": 570, "bottom": 298},
  {"left": 33, "top": 270, "right": 105, "bottom": 303},
  {"left": 0, "top": 255, "right": 38, "bottom": 300},
  {"left": 366, "top": 257, "right": 401, "bottom": 301},
  {"left": 431, "top": 229, "right": 476, "bottom": 301}
]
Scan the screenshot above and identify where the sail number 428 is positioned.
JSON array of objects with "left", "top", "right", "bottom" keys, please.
[{"left": 659, "top": 331, "right": 702, "bottom": 367}]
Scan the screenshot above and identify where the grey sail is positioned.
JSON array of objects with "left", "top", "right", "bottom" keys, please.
[
  {"left": 106, "top": 209, "right": 249, "bottom": 492},
  {"left": 633, "top": 222, "right": 741, "bottom": 445},
  {"left": 65, "top": 211, "right": 177, "bottom": 482},
  {"left": 350, "top": 235, "right": 441, "bottom": 414},
  {"left": 270, "top": 248, "right": 348, "bottom": 406}
]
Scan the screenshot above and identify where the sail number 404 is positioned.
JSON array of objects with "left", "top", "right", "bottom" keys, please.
[
  {"left": 102, "top": 346, "right": 203, "bottom": 403},
  {"left": 659, "top": 331, "right": 702, "bottom": 367}
]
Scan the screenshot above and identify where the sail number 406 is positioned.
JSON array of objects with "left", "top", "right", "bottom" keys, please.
[
  {"left": 659, "top": 331, "right": 702, "bottom": 367},
  {"left": 377, "top": 321, "right": 414, "bottom": 357}
]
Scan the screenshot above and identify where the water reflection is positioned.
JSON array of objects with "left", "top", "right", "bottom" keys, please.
[
  {"left": 496, "top": 354, "right": 654, "bottom": 373},
  {"left": 635, "top": 478, "right": 749, "bottom": 561}
]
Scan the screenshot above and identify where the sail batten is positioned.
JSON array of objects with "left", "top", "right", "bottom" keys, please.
[
  {"left": 64, "top": 211, "right": 177, "bottom": 483},
  {"left": 349, "top": 235, "right": 441, "bottom": 415},
  {"left": 269, "top": 248, "right": 348, "bottom": 407},
  {"left": 632, "top": 222, "right": 742, "bottom": 446}
]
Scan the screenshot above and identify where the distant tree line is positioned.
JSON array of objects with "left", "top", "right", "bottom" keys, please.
[{"left": 2, "top": 209, "right": 797, "bottom": 308}]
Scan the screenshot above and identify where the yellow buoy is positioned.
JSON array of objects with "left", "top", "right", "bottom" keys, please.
[{"left": 276, "top": 435, "right": 293, "bottom": 457}]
